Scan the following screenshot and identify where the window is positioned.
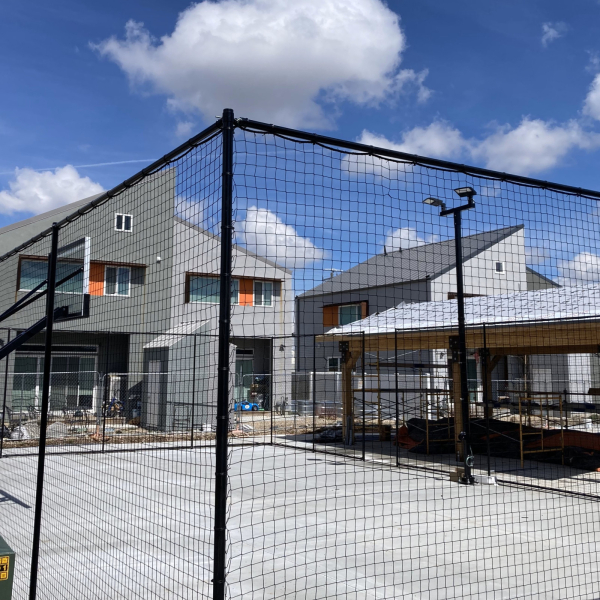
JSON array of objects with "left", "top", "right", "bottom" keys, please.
[
  {"left": 495, "top": 261, "right": 505, "bottom": 273},
  {"left": 327, "top": 357, "right": 340, "bottom": 372},
  {"left": 12, "top": 353, "right": 97, "bottom": 412},
  {"left": 188, "top": 275, "right": 239, "bottom": 304},
  {"left": 115, "top": 214, "right": 132, "bottom": 232},
  {"left": 323, "top": 301, "right": 367, "bottom": 327},
  {"left": 19, "top": 258, "right": 83, "bottom": 294},
  {"left": 105, "top": 266, "right": 130, "bottom": 296},
  {"left": 339, "top": 304, "right": 362, "bottom": 326},
  {"left": 254, "top": 281, "right": 273, "bottom": 306}
]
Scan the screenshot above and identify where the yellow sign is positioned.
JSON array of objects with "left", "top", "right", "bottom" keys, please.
[{"left": 0, "top": 556, "right": 9, "bottom": 580}]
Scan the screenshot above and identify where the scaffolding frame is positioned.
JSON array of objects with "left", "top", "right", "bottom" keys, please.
[{"left": 518, "top": 392, "right": 565, "bottom": 467}]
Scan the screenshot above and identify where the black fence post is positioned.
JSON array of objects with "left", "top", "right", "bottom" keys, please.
[
  {"left": 395, "top": 329, "right": 399, "bottom": 468},
  {"left": 29, "top": 222, "right": 59, "bottom": 600},
  {"left": 361, "top": 332, "right": 366, "bottom": 462},
  {"left": 269, "top": 365, "right": 273, "bottom": 445},
  {"left": 213, "top": 108, "right": 234, "bottom": 600},
  {"left": 190, "top": 334, "right": 197, "bottom": 448},
  {"left": 312, "top": 336, "right": 316, "bottom": 452},
  {"left": 482, "top": 324, "right": 491, "bottom": 477},
  {"left": 0, "top": 329, "right": 11, "bottom": 459},
  {"left": 102, "top": 332, "right": 111, "bottom": 453}
]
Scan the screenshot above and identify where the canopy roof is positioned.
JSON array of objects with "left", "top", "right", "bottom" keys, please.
[
  {"left": 321, "top": 284, "right": 600, "bottom": 355},
  {"left": 143, "top": 321, "right": 208, "bottom": 349}
]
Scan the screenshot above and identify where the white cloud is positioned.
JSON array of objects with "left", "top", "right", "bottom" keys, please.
[
  {"left": 384, "top": 227, "right": 438, "bottom": 251},
  {"left": 586, "top": 51, "right": 600, "bottom": 74},
  {"left": 360, "top": 122, "right": 470, "bottom": 159},
  {"left": 175, "top": 120, "right": 195, "bottom": 138},
  {"left": 341, "top": 121, "right": 469, "bottom": 176},
  {"left": 480, "top": 183, "right": 502, "bottom": 197},
  {"left": 237, "top": 206, "right": 324, "bottom": 269},
  {"left": 525, "top": 246, "right": 550, "bottom": 265},
  {"left": 0, "top": 166, "right": 104, "bottom": 216},
  {"left": 583, "top": 73, "right": 600, "bottom": 120},
  {"left": 557, "top": 252, "right": 600, "bottom": 286},
  {"left": 473, "top": 118, "right": 600, "bottom": 174},
  {"left": 93, "top": 0, "right": 430, "bottom": 129},
  {"left": 541, "top": 22, "right": 567, "bottom": 47},
  {"left": 350, "top": 117, "right": 600, "bottom": 177}
]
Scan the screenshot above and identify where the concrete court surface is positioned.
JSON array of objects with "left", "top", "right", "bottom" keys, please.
[{"left": 0, "top": 443, "right": 599, "bottom": 599}]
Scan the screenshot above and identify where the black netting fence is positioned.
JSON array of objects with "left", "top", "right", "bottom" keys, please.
[{"left": 1, "top": 109, "right": 600, "bottom": 599}]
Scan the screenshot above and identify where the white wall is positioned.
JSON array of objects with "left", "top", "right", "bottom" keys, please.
[
  {"left": 430, "top": 228, "right": 527, "bottom": 301},
  {"left": 170, "top": 220, "right": 294, "bottom": 406}
]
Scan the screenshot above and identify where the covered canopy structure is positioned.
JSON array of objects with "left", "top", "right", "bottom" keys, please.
[{"left": 318, "top": 284, "right": 600, "bottom": 449}]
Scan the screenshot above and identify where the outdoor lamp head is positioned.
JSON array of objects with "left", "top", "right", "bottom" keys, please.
[
  {"left": 423, "top": 197, "right": 447, "bottom": 210},
  {"left": 454, "top": 186, "right": 477, "bottom": 199}
]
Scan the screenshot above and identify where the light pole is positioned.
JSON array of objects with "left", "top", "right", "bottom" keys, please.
[{"left": 424, "top": 187, "right": 476, "bottom": 484}]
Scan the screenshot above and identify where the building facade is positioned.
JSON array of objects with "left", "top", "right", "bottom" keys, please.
[{"left": 0, "top": 172, "right": 293, "bottom": 430}]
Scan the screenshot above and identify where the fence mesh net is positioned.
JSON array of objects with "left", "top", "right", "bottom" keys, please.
[{"left": 1, "top": 115, "right": 600, "bottom": 599}]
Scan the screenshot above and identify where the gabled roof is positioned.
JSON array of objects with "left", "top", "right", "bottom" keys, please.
[
  {"left": 0, "top": 195, "right": 103, "bottom": 257},
  {"left": 300, "top": 225, "right": 523, "bottom": 298}
]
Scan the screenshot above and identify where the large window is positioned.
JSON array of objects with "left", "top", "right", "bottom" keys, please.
[
  {"left": 188, "top": 275, "right": 239, "bottom": 304},
  {"left": 339, "top": 304, "right": 362, "bottom": 326},
  {"left": 254, "top": 281, "right": 272, "bottom": 306},
  {"left": 12, "top": 354, "right": 96, "bottom": 412},
  {"left": 19, "top": 258, "right": 83, "bottom": 294},
  {"left": 105, "top": 266, "right": 130, "bottom": 296}
]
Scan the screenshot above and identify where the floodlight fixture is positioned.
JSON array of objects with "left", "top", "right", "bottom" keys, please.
[
  {"left": 454, "top": 186, "right": 477, "bottom": 199},
  {"left": 423, "top": 197, "right": 446, "bottom": 210}
]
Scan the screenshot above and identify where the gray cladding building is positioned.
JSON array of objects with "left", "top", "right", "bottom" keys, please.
[
  {"left": 293, "top": 225, "right": 597, "bottom": 410},
  {"left": 0, "top": 171, "right": 293, "bottom": 430},
  {"left": 296, "top": 225, "right": 534, "bottom": 373}
]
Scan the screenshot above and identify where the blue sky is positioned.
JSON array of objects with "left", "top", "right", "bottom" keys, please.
[{"left": 2, "top": 0, "right": 600, "bottom": 288}]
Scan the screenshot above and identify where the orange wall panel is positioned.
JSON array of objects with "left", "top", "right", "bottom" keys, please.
[
  {"left": 323, "top": 305, "right": 339, "bottom": 327},
  {"left": 361, "top": 301, "right": 368, "bottom": 319},
  {"left": 239, "top": 278, "right": 253, "bottom": 306},
  {"left": 89, "top": 263, "right": 104, "bottom": 296}
]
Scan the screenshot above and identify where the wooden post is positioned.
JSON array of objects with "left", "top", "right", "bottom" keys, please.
[
  {"left": 341, "top": 343, "right": 359, "bottom": 445},
  {"left": 452, "top": 360, "right": 463, "bottom": 460}
]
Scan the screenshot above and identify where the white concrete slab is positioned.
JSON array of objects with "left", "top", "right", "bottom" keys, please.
[{"left": 0, "top": 444, "right": 599, "bottom": 599}]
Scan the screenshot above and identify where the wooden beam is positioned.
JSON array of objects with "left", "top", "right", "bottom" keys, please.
[
  {"left": 489, "top": 354, "right": 502, "bottom": 371},
  {"left": 490, "top": 345, "right": 600, "bottom": 356},
  {"left": 452, "top": 361, "right": 462, "bottom": 460},
  {"left": 319, "top": 320, "right": 600, "bottom": 355},
  {"left": 341, "top": 349, "right": 359, "bottom": 445}
]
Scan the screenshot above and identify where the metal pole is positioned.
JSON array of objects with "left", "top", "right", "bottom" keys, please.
[
  {"left": 361, "top": 333, "right": 366, "bottom": 461},
  {"left": 269, "top": 357, "right": 273, "bottom": 445},
  {"left": 0, "top": 329, "right": 12, "bottom": 459},
  {"left": 395, "top": 330, "right": 399, "bottom": 468},
  {"left": 29, "top": 222, "right": 59, "bottom": 600},
  {"left": 213, "top": 108, "right": 234, "bottom": 600},
  {"left": 482, "top": 324, "right": 491, "bottom": 477},
  {"left": 453, "top": 209, "right": 474, "bottom": 484},
  {"left": 312, "top": 336, "right": 316, "bottom": 453},
  {"left": 190, "top": 334, "right": 197, "bottom": 448},
  {"left": 101, "top": 333, "right": 111, "bottom": 453}
]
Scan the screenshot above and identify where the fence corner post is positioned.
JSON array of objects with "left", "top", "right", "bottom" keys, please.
[
  {"left": 213, "top": 108, "right": 234, "bottom": 600},
  {"left": 29, "top": 222, "right": 59, "bottom": 600}
]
